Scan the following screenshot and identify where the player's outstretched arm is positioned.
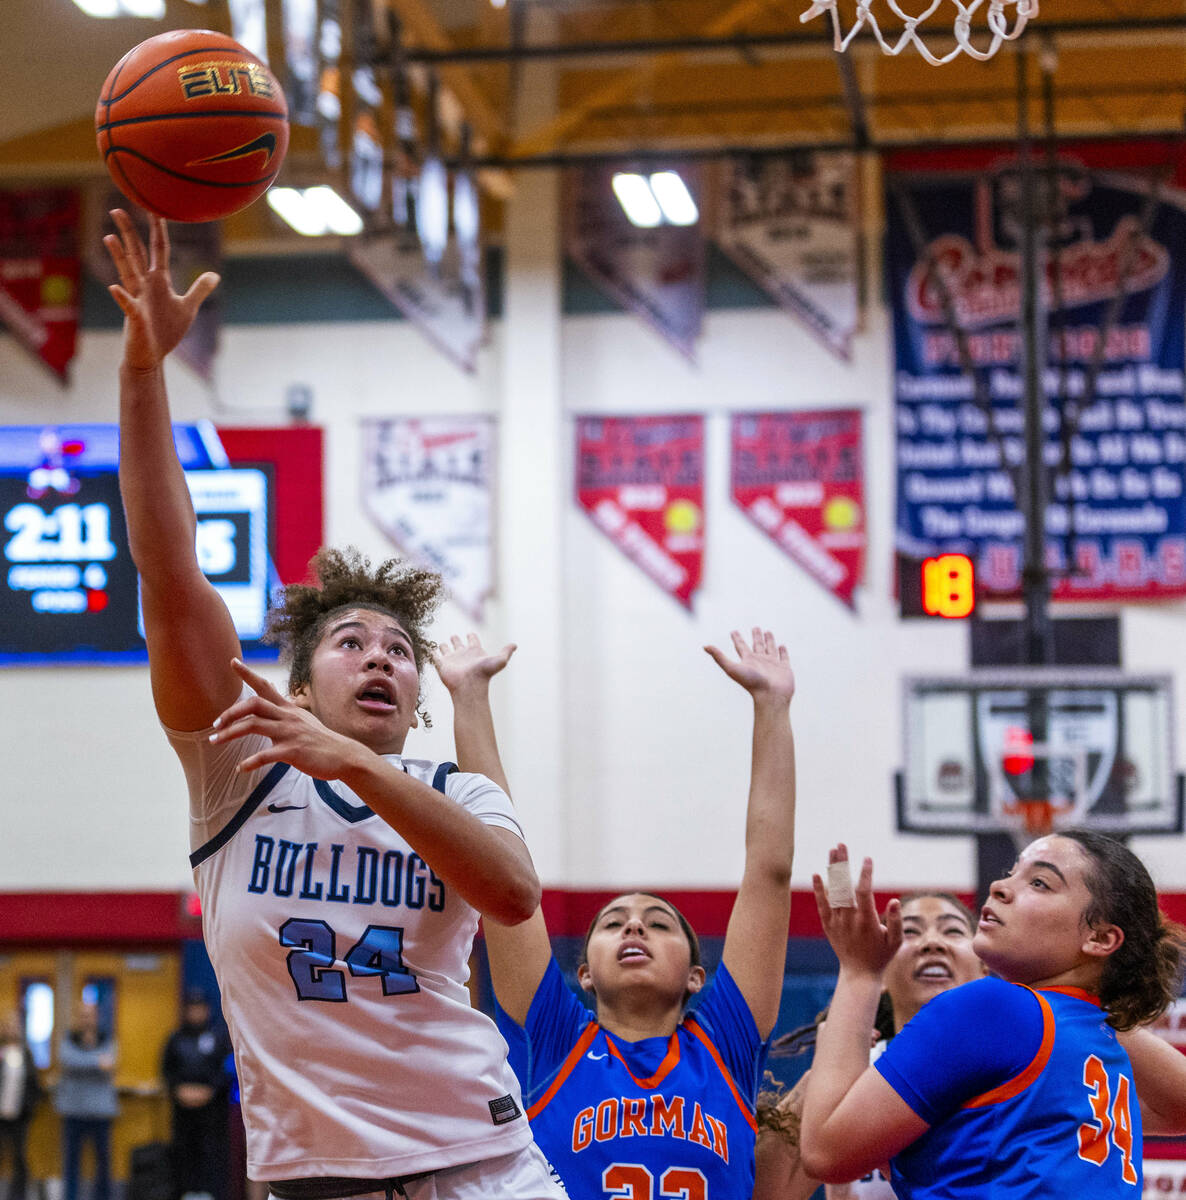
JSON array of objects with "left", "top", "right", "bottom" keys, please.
[
  {"left": 435, "top": 634, "right": 553, "bottom": 1023},
  {"left": 713, "top": 628, "right": 796, "bottom": 1038},
  {"left": 211, "top": 657, "right": 540, "bottom": 925},
  {"left": 800, "top": 849, "right": 924, "bottom": 1181},
  {"left": 105, "top": 209, "right": 239, "bottom": 732}
]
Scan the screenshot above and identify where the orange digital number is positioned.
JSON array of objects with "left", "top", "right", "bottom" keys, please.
[
  {"left": 921, "top": 554, "right": 975, "bottom": 618},
  {"left": 1077, "top": 1054, "right": 1137, "bottom": 1185}
]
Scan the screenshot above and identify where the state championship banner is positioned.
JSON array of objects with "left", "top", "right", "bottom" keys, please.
[
  {"left": 0, "top": 189, "right": 80, "bottom": 383},
  {"left": 887, "top": 143, "right": 1186, "bottom": 602},
  {"left": 361, "top": 416, "right": 495, "bottom": 620},
  {"left": 575, "top": 414, "right": 704, "bottom": 609},
  {"left": 716, "top": 152, "right": 861, "bottom": 360},
  {"left": 731, "top": 409, "right": 866, "bottom": 608},
  {"left": 565, "top": 163, "right": 704, "bottom": 360}
]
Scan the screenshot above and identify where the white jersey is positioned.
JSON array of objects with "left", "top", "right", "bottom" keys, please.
[
  {"left": 826, "top": 1040, "right": 894, "bottom": 1200},
  {"left": 166, "top": 709, "right": 533, "bottom": 1182}
]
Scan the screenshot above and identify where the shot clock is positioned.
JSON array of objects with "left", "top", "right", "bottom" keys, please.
[{"left": 0, "top": 423, "right": 276, "bottom": 664}]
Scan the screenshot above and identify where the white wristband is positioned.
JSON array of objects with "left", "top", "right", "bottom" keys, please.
[{"left": 827, "top": 858, "right": 856, "bottom": 907}]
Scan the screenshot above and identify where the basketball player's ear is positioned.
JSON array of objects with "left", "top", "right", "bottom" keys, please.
[
  {"left": 1082, "top": 921, "right": 1124, "bottom": 959},
  {"left": 576, "top": 962, "right": 596, "bottom": 995},
  {"left": 685, "top": 965, "right": 707, "bottom": 996},
  {"left": 290, "top": 683, "right": 312, "bottom": 711}
]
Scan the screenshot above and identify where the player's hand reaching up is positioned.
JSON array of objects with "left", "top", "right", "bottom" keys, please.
[
  {"left": 433, "top": 633, "right": 517, "bottom": 697},
  {"left": 209, "top": 658, "right": 367, "bottom": 780},
  {"left": 103, "top": 208, "right": 220, "bottom": 372},
  {"left": 705, "top": 627, "right": 795, "bottom": 705},
  {"left": 813, "top": 845, "right": 902, "bottom": 979}
]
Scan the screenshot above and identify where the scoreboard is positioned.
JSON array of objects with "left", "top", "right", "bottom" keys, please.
[{"left": 0, "top": 423, "right": 278, "bottom": 664}]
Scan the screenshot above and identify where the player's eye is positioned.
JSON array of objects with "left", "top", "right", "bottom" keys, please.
[
  {"left": 1031, "top": 876, "right": 1049, "bottom": 889},
  {"left": 943, "top": 926, "right": 967, "bottom": 938},
  {"left": 341, "top": 637, "right": 360, "bottom": 649},
  {"left": 391, "top": 644, "right": 407, "bottom": 656}
]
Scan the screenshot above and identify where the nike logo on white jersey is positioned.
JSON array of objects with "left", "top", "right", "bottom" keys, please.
[{"left": 267, "top": 802, "right": 308, "bottom": 813}]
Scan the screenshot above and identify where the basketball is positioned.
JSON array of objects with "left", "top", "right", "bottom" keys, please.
[{"left": 95, "top": 29, "right": 289, "bottom": 224}]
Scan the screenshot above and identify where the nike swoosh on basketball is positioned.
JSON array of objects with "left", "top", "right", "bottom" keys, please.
[
  {"left": 192, "top": 132, "right": 278, "bottom": 168},
  {"left": 267, "top": 802, "right": 308, "bottom": 813}
]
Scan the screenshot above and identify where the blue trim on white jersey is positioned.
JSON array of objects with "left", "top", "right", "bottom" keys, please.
[
  {"left": 189, "top": 762, "right": 292, "bottom": 868},
  {"left": 311, "top": 761, "right": 459, "bottom": 823},
  {"left": 190, "top": 760, "right": 460, "bottom": 865}
]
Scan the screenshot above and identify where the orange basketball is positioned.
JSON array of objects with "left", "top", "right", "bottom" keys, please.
[{"left": 96, "top": 29, "right": 289, "bottom": 224}]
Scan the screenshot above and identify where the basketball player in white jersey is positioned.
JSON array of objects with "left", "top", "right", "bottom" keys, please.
[{"left": 103, "top": 209, "right": 567, "bottom": 1200}]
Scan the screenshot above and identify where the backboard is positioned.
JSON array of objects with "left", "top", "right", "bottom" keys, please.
[{"left": 898, "top": 669, "right": 1182, "bottom": 841}]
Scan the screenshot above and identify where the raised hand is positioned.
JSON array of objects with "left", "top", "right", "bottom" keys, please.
[
  {"left": 102, "top": 208, "right": 220, "bottom": 371},
  {"left": 704, "top": 627, "right": 795, "bottom": 703},
  {"left": 209, "top": 658, "right": 365, "bottom": 779},
  {"left": 812, "top": 845, "right": 902, "bottom": 978},
  {"left": 433, "top": 633, "right": 517, "bottom": 695}
]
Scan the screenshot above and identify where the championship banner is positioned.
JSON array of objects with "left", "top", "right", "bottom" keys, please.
[
  {"left": 887, "top": 143, "right": 1186, "bottom": 602},
  {"left": 731, "top": 410, "right": 865, "bottom": 608},
  {"left": 348, "top": 232, "right": 486, "bottom": 372},
  {"left": 575, "top": 414, "right": 704, "bottom": 610},
  {"left": 565, "top": 164, "right": 704, "bottom": 360},
  {"left": 0, "top": 189, "right": 80, "bottom": 383},
  {"left": 716, "top": 152, "right": 861, "bottom": 360},
  {"left": 361, "top": 416, "right": 495, "bottom": 620}
]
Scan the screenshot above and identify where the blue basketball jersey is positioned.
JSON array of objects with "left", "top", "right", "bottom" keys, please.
[
  {"left": 498, "top": 959, "right": 767, "bottom": 1200},
  {"left": 876, "top": 976, "right": 1141, "bottom": 1198}
]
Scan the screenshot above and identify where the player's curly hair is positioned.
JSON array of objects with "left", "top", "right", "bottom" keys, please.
[
  {"left": 1059, "top": 829, "right": 1186, "bottom": 1030},
  {"left": 264, "top": 547, "right": 445, "bottom": 727}
]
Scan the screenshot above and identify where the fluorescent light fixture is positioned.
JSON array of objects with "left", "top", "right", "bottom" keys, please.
[
  {"left": 267, "top": 186, "right": 363, "bottom": 236},
  {"left": 72, "top": 0, "right": 165, "bottom": 13},
  {"left": 649, "top": 171, "right": 699, "bottom": 226},
  {"left": 611, "top": 173, "right": 662, "bottom": 228}
]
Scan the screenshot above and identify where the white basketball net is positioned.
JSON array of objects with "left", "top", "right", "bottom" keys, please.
[{"left": 800, "top": 0, "right": 1038, "bottom": 65}]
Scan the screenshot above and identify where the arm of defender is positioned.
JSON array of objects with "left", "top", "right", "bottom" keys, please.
[
  {"left": 715, "top": 628, "right": 797, "bottom": 1038},
  {"left": 801, "top": 851, "right": 924, "bottom": 1181},
  {"left": 435, "top": 634, "right": 553, "bottom": 1023},
  {"left": 106, "top": 209, "right": 240, "bottom": 732},
  {"left": 1119, "top": 1025, "right": 1186, "bottom": 1134}
]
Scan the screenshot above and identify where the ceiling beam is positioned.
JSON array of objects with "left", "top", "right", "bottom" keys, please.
[
  {"left": 407, "top": 15, "right": 1186, "bottom": 65},
  {"left": 379, "top": 0, "right": 508, "bottom": 151},
  {"left": 507, "top": 0, "right": 787, "bottom": 162}
]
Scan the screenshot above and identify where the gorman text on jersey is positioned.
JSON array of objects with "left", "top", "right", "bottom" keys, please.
[{"left": 571, "top": 1094, "right": 730, "bottom": 1162}]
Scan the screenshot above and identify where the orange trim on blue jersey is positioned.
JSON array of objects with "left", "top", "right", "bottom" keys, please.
[
  {"left": 605, "top": 1030, "right": 682, "bottom": 1088},
  {"left": 527, "top": 1022, "right": 600, "bottom": 1120},
  {"left": 1040, "top": 986, "right": 1102, "bottom": 1007},
  {"left": 962, "top": 987, "right": 1055, "bottom": 1109},
  {"left": 685, "top": 1016, "right": 758, "bottom": 1133}
]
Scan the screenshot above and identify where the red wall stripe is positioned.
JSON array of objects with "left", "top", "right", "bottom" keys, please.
[{"left": 4, "top": 887, "right": 1185, "bottom": 945}]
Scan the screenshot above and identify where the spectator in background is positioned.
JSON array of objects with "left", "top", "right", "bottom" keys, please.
[
  {"left": 0, "top": 1011, "right": 40, "bottom": 1200},
  {"left": 55, "top": 1002, "right": 117, "bottom": 1200},
  {"left": 162, "top": 990, "right": 231, "bottom": 1200}
]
